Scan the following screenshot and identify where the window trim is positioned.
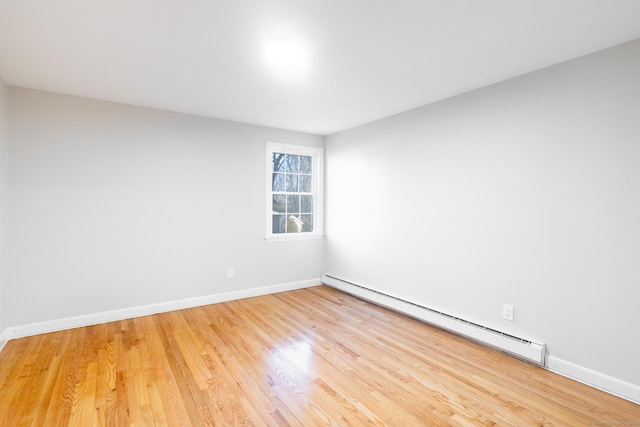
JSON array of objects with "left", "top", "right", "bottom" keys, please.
[{"left": 265, "top": 141, "right": 324, "bottom": 242}]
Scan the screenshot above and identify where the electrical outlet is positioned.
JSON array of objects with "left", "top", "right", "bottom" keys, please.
[
  {"left": 226, "top": 268, "right": 234, "bottom": 279},
  {"left": 503, "top": 304, "right": 514, "bottom": 321}
]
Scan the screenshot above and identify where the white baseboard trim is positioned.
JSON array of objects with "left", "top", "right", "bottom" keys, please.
[
  {"left": 547, "top": 356, "right": 640, "bottom": 404},
  {"left": 2, "top": 278, "right": 320, "bottom": 341}
]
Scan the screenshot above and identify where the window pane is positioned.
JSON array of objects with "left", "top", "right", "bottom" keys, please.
[
  {"left": 272, "top": 173, "right": 285, "bottom": 191},
  {"left": 267, "top": 142, "right": 322, "bottom": 239},
  {"left": 299, "top": 175, "right": 312, "bottom": 193},
  {"left": 285, "top": 174, "right": 298, "bottom": 192},
  {"left": 287, "top": 195, "right": 300, "bottom": 213},
  {"left": 272, "top": 215, "right": 286, "bottom": 233},
  {"left": 272, "top": 153, "right": 286, "bottom": 172},
  {"left": 285, "top": 154, "right": 299, "bottom": 173},
  {"left": 301, "top": 195, "right": 313, "bottom": 213},
  {"left": 272, "top": 195, "right": 286, "bottom": 213},
  {"left": 286, "top": 215, "right": 304, "bottom": 233},
  {"left": 300, "top": 155, "right": 312, "bottom": 174},
  {"left": 300, "top": 214, "right": 313, "bottom": 232}
]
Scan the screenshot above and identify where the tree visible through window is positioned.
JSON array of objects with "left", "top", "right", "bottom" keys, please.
[
  {"left": 272, "top": 152, "right": 313, "bottom": 233},
  {"left": 266, "top": 142, "right": 323, "bottom": 239}
]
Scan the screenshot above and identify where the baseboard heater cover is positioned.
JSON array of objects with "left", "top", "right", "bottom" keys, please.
[{"left": 321, "top": 274, "right": 546, "bottom": 367}]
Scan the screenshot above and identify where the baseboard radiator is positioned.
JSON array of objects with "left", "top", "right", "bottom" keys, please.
[{"left": 321, "top": 274, "right": 546, "bottom": 367}]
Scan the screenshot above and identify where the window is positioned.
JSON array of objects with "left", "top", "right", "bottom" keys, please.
[{"left": 266, "top": 141, "right": 323, "bottom": 240}]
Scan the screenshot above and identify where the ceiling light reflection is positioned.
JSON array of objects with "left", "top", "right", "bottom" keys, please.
[{"left": 264, "top": 39, "right": 310, "bottom": 80}]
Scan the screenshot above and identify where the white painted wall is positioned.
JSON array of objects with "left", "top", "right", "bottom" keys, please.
[
  {"left": 7, "top": 88, "right": 324, "bottom": 326},
  {"left": 325, "top": 39, "right": 640, "bottom": 387},
  {"left": 0, "top": 77, "right": 8, "bottom": 336}
]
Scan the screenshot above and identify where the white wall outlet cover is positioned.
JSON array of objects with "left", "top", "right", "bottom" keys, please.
[{"left": 503, "top": 304, "right": 514, "bottom": 321}]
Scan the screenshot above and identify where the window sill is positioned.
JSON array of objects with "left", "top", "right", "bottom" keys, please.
[{"left": 264, "top": 234, "right": 324, "bottom": 243}]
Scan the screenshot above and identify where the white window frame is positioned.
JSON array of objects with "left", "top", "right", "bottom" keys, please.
[{"left": 265, "top": 141, "right": 324, "bottom": 242}]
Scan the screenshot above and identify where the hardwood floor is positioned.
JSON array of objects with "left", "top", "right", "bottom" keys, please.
[{"left": 0, "top": 286, "right": 638, "bottom": 426}]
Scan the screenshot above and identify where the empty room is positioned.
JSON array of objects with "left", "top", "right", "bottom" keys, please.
[{"left": 1, "top": 1, "right": 639, "bottom": 425}]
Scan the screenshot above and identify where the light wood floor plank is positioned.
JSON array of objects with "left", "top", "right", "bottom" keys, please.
[{"left": 0, "top": 285, "right": 638, "bottom": 426}]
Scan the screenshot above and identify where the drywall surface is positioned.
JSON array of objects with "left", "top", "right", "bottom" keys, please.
[
  {"left": 8, "top": 88, "right": 324, "bottom": 326},
  {"left": 326, "top": 39, "right": 640, "bottom": 386},
  {"left": 0, "top": 77, "right": 7, "bottom": 334}
]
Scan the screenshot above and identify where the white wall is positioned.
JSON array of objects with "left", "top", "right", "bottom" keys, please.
[
  {"left": 326, "top": 39, "right": 640, "bottom": 389},
  {"left": 8, "top": 88, "right": 324, "bottom": 327},
  {"left": 0, "top": 77, "right": 8, "bottom": 336}
]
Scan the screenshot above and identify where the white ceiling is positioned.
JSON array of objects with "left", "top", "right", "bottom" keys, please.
[{"left": 1, "top": 1, "right": 640, "bottom": 135}]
